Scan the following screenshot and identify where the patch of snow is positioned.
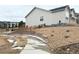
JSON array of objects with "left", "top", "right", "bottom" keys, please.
[
  {"left": 7, "top": 39, "right": 14, "bottom": 43},
  {"left": 12, "top": 47, "right": 23, "bottom": 49}
]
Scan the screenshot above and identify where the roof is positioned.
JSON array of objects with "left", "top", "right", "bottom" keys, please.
[
  {"left": 71, "top": 8, "right": 74, "bottom": 11},
  {"left": 71, "top": 8, "right": 75, "bottom": 13},
  {"left": 25, "top": 5, "right": 70, "bottom": 18},
  {"left": 25, "top": 7, "right": 51, "bottom": 18},
  {"left": 75, "top": 13, "right": 79, "bottom": 17},
  {"left": 50, "top": 5, "right": 69, "bottom": 13}
]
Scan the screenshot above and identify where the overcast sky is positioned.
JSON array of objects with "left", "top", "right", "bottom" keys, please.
[{"left": 0, "top": 5, "right": 79, "bottom": 22}]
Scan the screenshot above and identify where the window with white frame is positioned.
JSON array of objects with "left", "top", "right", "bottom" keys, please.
[{"left": 40, "top": 16, "right": 44, "bottom": 21}]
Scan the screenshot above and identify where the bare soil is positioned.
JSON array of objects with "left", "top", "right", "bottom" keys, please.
[
  {"left": 34, "top": 26, "right": 79, "bottom": 53},
  {"left": 53, "top": 43, "right": 79, "bottom": 54},
  {"left": 1, "top": 26, "right": 79, "bottom": 54},
  {"left": 0, "top": 35, "right": 27, "bottom": 54}
]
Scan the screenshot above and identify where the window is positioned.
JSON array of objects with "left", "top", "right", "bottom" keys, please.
[
  {"left": 66, "top": 17, "right": 68, "bottom": 20},
  {"left": 40, "top": 16, "right": 44, "bottom": 21}
]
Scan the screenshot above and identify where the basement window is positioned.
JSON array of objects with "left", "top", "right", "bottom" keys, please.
[{"left": 40, "top": 16, "right": 44, "bottom": 21}]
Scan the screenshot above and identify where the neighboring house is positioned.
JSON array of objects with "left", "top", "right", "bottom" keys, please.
[
  {"left": 70, "top": 9, "right": 77, "bottom": 24},
  {"left": 0, "top": 21, "right": 5, "bottom": 28},
  {"left": 0, "top": 21, "right": 19, "bottom": 28},
  {"left": 9, "top": 22, "right": 19, "bottom": 28},
  {"left": 76, "top": 13, "right": 79, "bottom": 24}
]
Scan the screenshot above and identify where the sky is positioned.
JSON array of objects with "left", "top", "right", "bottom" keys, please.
[{"left": 0, "top": 5, "right": 79, "bottom": 22}]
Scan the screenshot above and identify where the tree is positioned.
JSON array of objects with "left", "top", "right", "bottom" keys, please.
[{"left": 18, "top": 21, "right": 25, "bottom": 27}]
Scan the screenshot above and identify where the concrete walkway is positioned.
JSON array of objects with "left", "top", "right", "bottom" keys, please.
[
  {"left": 20, "top": 35, "right": 50, "bottom": 54},
  {"left": 2, "top": 33, "right": 50, "bottom": 54}
]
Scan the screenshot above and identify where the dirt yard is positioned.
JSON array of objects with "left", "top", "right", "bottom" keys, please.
[
  {"left": 53, "top": 43, "right": 79, "bottom": 54},
  {"left": 0, "top": 26, "right": 79, "bottom": 54},
  {"left": 33, "top": 26, "right": 79, "bottom": 52},
  {"left": 0, "top": 35, "right": 27, "bottom": 54}
]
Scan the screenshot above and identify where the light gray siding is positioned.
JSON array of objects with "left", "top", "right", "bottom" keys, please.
[{"left": 25, "top": 8, "right": 70, "bottom": 26}]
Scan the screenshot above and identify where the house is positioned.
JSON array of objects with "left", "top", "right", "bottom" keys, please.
[
  {"left": 0, "top": 21, "right": 19, "bottom": 28},
  {"left": 25, "top": 5, "right": 77, "bottom": 27}
]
